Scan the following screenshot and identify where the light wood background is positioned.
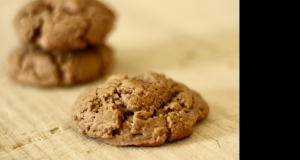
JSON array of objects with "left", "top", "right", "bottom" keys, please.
[{"left": 0, "top": 0, "right": 240, "bottom": 159}]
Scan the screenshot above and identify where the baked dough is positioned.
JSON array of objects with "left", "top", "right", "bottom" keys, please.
[
  {"left": 7, "top": 45, "right": 113, "bottom": 86},
  {"left": 14, "top": 0, "right": 115, "bottom": 51},
  {"left": 72, "top": 72, "right": 209, "bottom": 146}
]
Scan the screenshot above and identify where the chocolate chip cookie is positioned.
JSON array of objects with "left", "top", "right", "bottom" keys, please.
[
  {"left": 8, "top": 45, "right": 113, "bottom": 87},
  {"left": 71, "top": 72, "right": 209, "bottom": 146},
  {"left": 14, "top": 0, "right": 115, "bottom": 51}
]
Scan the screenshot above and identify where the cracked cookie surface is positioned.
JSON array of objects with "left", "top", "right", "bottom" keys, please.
[
  {"left": 72, "top": 72, "right": 209, "bottom": 146},
  {"left": 7, "top": 45, "right": 113, "bottom": 87},
  {"left": 14, "top": 0, "right": 115, "bottom": 51}
]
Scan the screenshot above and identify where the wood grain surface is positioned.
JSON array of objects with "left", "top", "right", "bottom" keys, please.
[{"left": 0, "top": 0, "right": 240, "bottom": 159}]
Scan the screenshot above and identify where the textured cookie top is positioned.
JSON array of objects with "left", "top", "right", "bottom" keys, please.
[
  {"left": 14, "top": 0, "right": 115, "bottom": 51},
  {"left": 72, "top": 72, "right": 209, "bottom": 146}
]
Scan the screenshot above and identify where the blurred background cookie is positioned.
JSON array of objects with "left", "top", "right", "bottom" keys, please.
[
  {"left": 8, "top": 45, "right": 114, "bottom": 87},
  {"left": 71, "top": 72, "right": 209, "bottom": 146},
  {"left": 14, "top": 0, "right": 115, "bottom": 51}
]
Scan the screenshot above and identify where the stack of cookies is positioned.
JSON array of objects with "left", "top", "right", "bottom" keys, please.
[{"left": 7, "top": 0, "right": 115, "bottom": 87}]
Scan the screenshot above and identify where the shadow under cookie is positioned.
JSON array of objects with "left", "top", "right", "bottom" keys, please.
[{"left": 7, "top": 45, "right": 114, "bottom": 87}]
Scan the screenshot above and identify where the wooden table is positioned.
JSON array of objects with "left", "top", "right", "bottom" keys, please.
[{"left": 0, "top": 0, "right": 240, "bottom": 159}]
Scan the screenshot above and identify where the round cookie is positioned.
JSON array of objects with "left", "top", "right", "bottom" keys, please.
[
  {"left": 71, "top": 72, "right": 209, "bottom": 146},
  {"left": 14, "top": 0, "right": 115, "bottom": 51},
  {"left": 7, "top": 45, "right": 113, "bottom": 87}
]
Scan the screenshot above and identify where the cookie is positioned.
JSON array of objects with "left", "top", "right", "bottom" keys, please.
[
  {"left": 7, "top": 45, "right": 113, "bottom": 87},
  {"left": 14, "top": 0, "right": 115, "bottom": 51},
  {"left": 71, "top": 72, "right": 209, "bottom": 146}
]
